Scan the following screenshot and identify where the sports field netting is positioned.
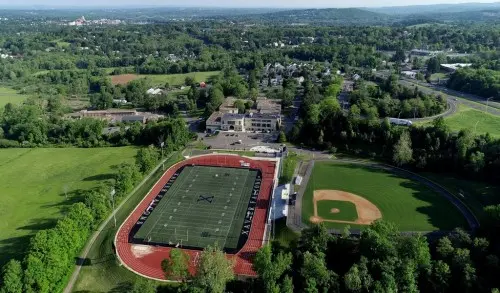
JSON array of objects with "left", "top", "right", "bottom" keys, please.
[{"left": 132, "top": 165, "right": 260, "bottom": 252}]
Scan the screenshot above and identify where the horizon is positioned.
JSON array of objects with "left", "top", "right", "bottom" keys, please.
[{"left": 0, "top": 0, "right": 499, "bottom": 9}]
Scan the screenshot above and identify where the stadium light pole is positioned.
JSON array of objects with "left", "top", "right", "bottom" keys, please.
[
  {"left": 160, "top": 141, "right": 165, "bottom": 170},
  {"left": 63, "top": 184, "right": 69, "bottom": 200},
  {"left": 486, "top": 97, "right": 493, "bottom": 114},
  {"left": 110, "top": 188, "right": 116, "bottom": 228}
]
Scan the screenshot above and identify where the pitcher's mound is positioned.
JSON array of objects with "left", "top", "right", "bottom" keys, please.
[{"left": 330, "top": 208, "right": 340, "bottom": 214}]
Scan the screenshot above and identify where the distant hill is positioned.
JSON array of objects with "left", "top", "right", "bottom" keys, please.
[
  {"left": 252, "top": 8, "right": 392, "bottom": 25},
  {"left": 368, "top": 2, "right": 500, "bottom": 15}
]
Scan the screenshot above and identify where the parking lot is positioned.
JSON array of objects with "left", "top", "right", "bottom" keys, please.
[{"left": 202, "top": 131, "right": 281, "bottom": 150}]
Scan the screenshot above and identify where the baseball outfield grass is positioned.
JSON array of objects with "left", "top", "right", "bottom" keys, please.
[
  {"left": 302, "top": 162, "right": 468, "bottom": 231},
  {"left": 0, "top": 147, "right": 137, "bottom": 266}
]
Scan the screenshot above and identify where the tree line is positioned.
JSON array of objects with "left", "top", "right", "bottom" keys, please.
[
  {"left": 0, "top": 97, "right": 192, "bottom": 148},
  {"left": 290, "top": 77, "right": 500, "bottom": 184},
  {"left": 448, "top": 68, "right": 500, "bottom": 100}
]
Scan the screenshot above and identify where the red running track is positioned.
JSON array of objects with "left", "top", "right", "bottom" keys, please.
[{"left": 115, "top": 154, "right": 277, "bottom": 280}]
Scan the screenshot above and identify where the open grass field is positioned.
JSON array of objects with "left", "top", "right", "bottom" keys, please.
[
  {"left": 0, "top": 87, "right": 28, "bottom": 107},
  {"left": 133, "top": 165, "right": 258, "bottom": 251},
  {"left": 142, "top": 71, "right": 220, "bottom": 86},
  {"left": 415, "top": 105, "right": 500, "bottom": 137},
  {"left": 444, "top": 105, "right": 500, "bottom": 137},
  {"left": 110, "top": 71, "right": 220, "bottom": 86},
  {"left": 420, "top": 172, "right": 500, "bottom": 223},
  {"left": 73, "top": 153, "right": 185, "bottom": 292},
  {"left": 317, "top": 200, "right": 357, "bottom": 222},
  {"left": 430, "top": 72, "right": 448, "bottom": 82},
  {"left": 302, "top": 162, "right": 468, "bottom": 231},
  {"left": 0, "top": 147, "right": 137, "bottom": 266}
]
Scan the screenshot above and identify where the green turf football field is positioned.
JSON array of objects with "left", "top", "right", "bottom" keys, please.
[
  {"left": 134, "top": 165, "right": 258, "bottom": 250},
  {"left": 303, "top": 162, "right": 468, "bottom": 231},
  {"left": 316, "top": 200, "right": 358, "bottom": 222}
]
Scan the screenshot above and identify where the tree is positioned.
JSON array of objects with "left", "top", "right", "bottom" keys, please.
[
  {"left": 393, "top": 49, "right": 406, "bottom": 63},
  {"left": 135, "top": 147, "right": 159, "bottom": 174},
  {"left": 484, "top": 204, "right": 500, "bottom": 226},
  {"left": 234, "top": 99, "right": 246, "bottom": 114},
  {"left": 436, "top": 237, "right": 455, "bottom": 260},
  {"left": 185, "top": 76, "right": 195, "bottom": 86},
  {"left": 0, "top": 260, "right": 23, "bottom": 293},
  {"left": 277, "top": 131, "right": 287, "bottom": 143},
  {"left": 298, "top": 223, "right": 331, "bottom": 254},
  {"left": 281, "top": 276, "right": 294, "bottom": 293},
  {"left": 194, "top": 244, "right": 234, "bottom": 293},
  {"left": 468, "top": 151, "right": 485, "bottom": 173},
  {"left": 253, "top": 245, "right": 292, "bottom": 293},
  {"left": 393, "top": 131, "right": 413, "bottom": 166},
  {"left": 427, "top": 58, "right": 441, "bottom": 74},
  {"left": 325, "top": 83, "right": 342, "bottom": 98},
  {"left": 431, "top": 260, "right": 451, "bottom": 293},
  {"left": 300, "top": 252, "right": 338, "bottom": 293},
  {"left": 115, "top": 163, "right": 141, "bottom": 196},
  {"left": 128, "top": 277, "right": 157, "bottom": 293},
  {"left": 344, "top": 264, "right": 363, "bottom": 292},
  {"left": 161, "top": 248, "right": 190, "bottom": 281}
]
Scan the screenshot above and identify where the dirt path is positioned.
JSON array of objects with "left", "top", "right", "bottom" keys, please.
[{"left": 310, "top": 190, "right": 382, "bottom": 225}]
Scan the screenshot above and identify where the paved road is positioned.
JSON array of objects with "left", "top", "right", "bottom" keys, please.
[
  {"left": 398, "top": 78, "right": 500, "bottom": 117},
  {"left": 287, "top": 157, "right": 479, "bottom": 235},
  {"left": 63, "top": 155, "right": 175, "bottom": 293}
]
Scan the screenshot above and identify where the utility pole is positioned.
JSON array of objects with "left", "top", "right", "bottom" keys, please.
[
  {"left": 110, "top": 188, "right": 116, "bottom": 228},
  {"left": 486, "top": 97, "right": 493, "bottom": 114},
  {"left": 63, "top": 184, "right": 69, "bottom": 200}
]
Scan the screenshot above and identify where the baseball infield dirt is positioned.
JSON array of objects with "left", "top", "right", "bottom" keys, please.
[{"left": 310, "top": 190, "right": 382, "bottom": 225}]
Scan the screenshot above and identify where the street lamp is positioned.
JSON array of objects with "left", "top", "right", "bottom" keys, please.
[
  {"left": 110, "top": 188, "right": 116, "bottom": 228},
  {"left": 486, "top": 97, "right": 493, "bottom": 114}
]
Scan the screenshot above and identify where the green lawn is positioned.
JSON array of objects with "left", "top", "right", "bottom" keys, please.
[
  {"left": 273, "top": 218, "right": 299, "bottom": 249},
  {"left": 317, "top": 200, "right": 358, "bottom": 222},
  {"left": 302, "top": 162, "right": 468, "bottom": 231},
  {"left": 444, "top": 105, "right": 500, "bottom": 137},
  {"left": 0, "top": 87, "right": 28, "bottom": 107},
  {"left": 0, "top": 147, "right": 137, "bottom": 266},
  {"left": 140, "top": 71, "right": 220, "bottom": 86},
  {"left": 430, "top": 72, "right": 448, "bottom": 81},
  {"left": 74, "top": 153, "right": 184, "bottom": 293},
  {"left": 420, "top": 173, "right": 500, "bottom": 223}
]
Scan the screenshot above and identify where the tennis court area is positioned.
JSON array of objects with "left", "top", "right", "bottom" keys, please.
[{"left": 132, "top": 165, "right": 261, "bottom": 252}]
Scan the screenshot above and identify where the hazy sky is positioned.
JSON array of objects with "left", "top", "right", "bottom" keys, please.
[{"left": 0, "top": 0, "right": 498, "bottom": 8}]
